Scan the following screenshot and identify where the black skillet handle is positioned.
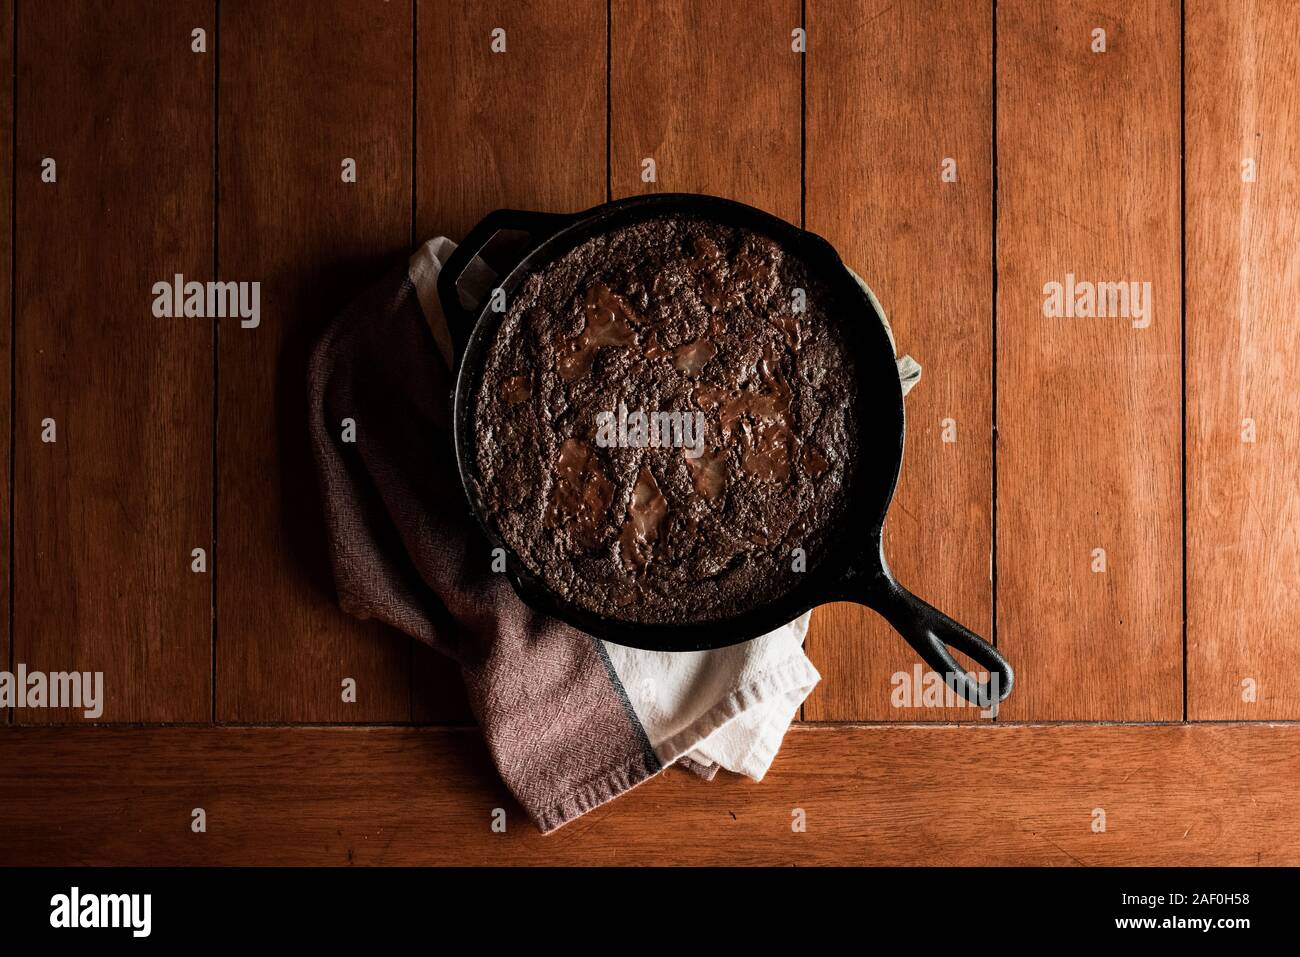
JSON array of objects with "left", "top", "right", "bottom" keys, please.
[
  {"left": 852, "top": 569, "right": 1014, "bottom": 709},
  {"left": 436, "top": 208, "right": 574, "bottom": 358}
]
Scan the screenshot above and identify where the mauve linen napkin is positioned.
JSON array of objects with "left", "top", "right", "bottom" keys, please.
[{"left": 308, "top": 236, "right": 917, "bottom": 833}]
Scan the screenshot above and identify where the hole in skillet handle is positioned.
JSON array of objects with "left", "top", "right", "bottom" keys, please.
[
  {"left": 435, "top": 208, "right": 575, "bottom": 359},
  {"left": 841, "top": 550, "right": 1014, "bottom": 711}
]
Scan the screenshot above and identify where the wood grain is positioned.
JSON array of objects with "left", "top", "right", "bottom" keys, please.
[
  {"left": 14, "top": 0, "right": 213, "bottom": 722},
  {"left": 2, "top": 722, "right": 1299, "bottom": 865},
  {"left": 415, "top": 0, "right": 606, "bottom": 242},
  {"left": 610, "top": 0, "right": 801, "bottom": 223},
  {"left": 1187, "top": 0, "right": 1300, "bottom": 718},
  {"left": 217, "top": 0, "right": 414, "bottom": 721},
  {"left": 803, "top": 1, "right": 993, "bottom": 720},
  {"left": 0, "top": 0, "right": 11, "bottom": 690},
  {"left": 996, "top": 0, "right": 1182, "bottom": 719},
  {"left": 412, "top": 0, "right": 606, "bottom": 720}
]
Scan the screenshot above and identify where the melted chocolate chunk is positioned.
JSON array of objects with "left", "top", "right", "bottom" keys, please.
[{"left": 473, "top": 214, "right": 860, "bottom": 625}]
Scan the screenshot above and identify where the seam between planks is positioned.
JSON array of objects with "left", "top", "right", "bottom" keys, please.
[
  {"left": 407, "top": 0, "right": 415, "bottom": 723},
  {"left": 990, "top": 0, "right": 1000, "bottom": 722},
  {"left": 6, "top": 0, "right": 14, "bottom": 726},
  {"left": 798, "top": 0, "right": 805, "bottom": 722},
  {"left": 1179, "top": 0, "right": 1188, "bottom": 722},
  {"left": 1, "top": 719, "right": 1299, "bottom": 731},
  {"left": 211, "top": 0, "right": 220, "bottom": 725},
  {"left": 605, "top": 0, "right": 611, "bottom": 204}
]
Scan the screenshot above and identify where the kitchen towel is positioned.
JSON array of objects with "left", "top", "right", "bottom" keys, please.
[{"left": 308, "top": 235, "right": 918, "bottom": 833}]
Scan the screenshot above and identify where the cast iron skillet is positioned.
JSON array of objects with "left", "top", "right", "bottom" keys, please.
[{"left": 439, "top": 193, "right": 1012, "bottom": 708}]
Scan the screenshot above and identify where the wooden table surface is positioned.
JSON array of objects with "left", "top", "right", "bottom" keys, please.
[{"left": 1, "top": 0, "right": 1297, "bottom": 866}]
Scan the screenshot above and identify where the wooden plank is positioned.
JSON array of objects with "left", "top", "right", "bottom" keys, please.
[
  {"left": 610, "top": 0, "right": 801, "bottom": 223},
  {"left": 217, "top": 0, "right": 416, "bottom": 721},
  {"left": 412, "top": 0, "right": 606, "bottom": 721},
  {"left": 14, "top": 0, "right": 213, "bottom": 722},
  {"left": 0, "top": 0, "right": 11, "bottom": 693},
  {"left": 996, "top": 1, "right": 1181, "bottom": 719},
  {"left": 416, "top": 0, "right": 606, "bottom": 242},
  {"left": 1, "top": 723, "right": 1298, "bottom": 864},
  {"left": 803, "top": 1, "right": 993, "bottom": 719},
  {"left": 1187, "top": 0, "right": 1300, "bottom": 719}
]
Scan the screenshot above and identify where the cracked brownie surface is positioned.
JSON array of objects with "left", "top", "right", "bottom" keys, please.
[{"left": 472, "top": 214, "right": 861, "bottom": 625}]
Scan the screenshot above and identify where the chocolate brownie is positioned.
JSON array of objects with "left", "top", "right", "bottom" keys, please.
[{"left": 471, "top": 214, "right": 860, "bottom": 625}]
